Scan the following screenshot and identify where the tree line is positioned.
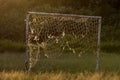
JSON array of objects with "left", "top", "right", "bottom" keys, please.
[{"left": 0, "top": 0, "right": 119, "bottom": 42}]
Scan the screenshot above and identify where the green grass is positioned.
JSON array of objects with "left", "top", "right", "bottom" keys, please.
[
  {"left": 0, "top": 53, "right": 120, "bottom": 80},
  {"left": 101, "top": 41, "right": 120, "bottom": 53},
  {"left": 0, "top": 53, "right": 25, "bottom": 71},
  {"left": 33, "top": 53, "right": 96, "bottom": 73},
  {"left": 0, "top": 40, "right": 25, "bottom": 52},
  {"left": 0, "top": 53, "right": 120, "bottom": 73}
]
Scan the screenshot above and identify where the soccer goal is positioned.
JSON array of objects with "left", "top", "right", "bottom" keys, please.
[{"left": 25, "top": 12, "right": 101, "bottom": 72}]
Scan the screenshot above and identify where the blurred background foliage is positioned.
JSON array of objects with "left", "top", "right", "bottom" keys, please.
[{"left": 0, "top": 0, "right": 119, "bottom": 53}]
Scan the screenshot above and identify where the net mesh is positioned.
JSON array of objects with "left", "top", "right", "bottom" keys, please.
[{"left": 27, "top": 13, "right": 99, "bottom": 71}]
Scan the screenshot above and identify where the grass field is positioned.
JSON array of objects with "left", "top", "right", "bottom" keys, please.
[
  {"left": 0, "top": 53, "right": 120, "bottom": 80},
  {"left": 0, "top": 71, "right": 120, "bottom": 80}
]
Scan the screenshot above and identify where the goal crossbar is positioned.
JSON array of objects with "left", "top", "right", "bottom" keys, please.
[{"left": 28, "top": 11, "right": 102, "bottom": 19}]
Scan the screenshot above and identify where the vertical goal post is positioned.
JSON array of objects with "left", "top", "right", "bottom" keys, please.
[{"left": 25, "top": 12, "right": 102, "bottom": 72}]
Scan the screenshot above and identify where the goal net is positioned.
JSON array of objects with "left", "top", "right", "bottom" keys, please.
[{"left": 25, "top": 12, "right": 101, "bottom": 72}]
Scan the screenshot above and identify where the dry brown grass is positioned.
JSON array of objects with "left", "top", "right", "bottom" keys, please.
[{"left": 0, "top": 71, "right": 120, "bottom": 80}]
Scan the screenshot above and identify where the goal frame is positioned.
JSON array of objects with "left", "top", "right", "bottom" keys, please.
[{"left": 25, "top": 11, "right": 102, "bottom": 72}]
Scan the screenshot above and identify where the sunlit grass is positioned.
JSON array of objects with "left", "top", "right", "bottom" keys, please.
[{"left": 0, "top": 71, "right": 120, "bottom": 80}]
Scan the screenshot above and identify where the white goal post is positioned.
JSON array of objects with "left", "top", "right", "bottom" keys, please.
[{"left": 25, "top": 12, "right": 101, "bottom": 72}]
